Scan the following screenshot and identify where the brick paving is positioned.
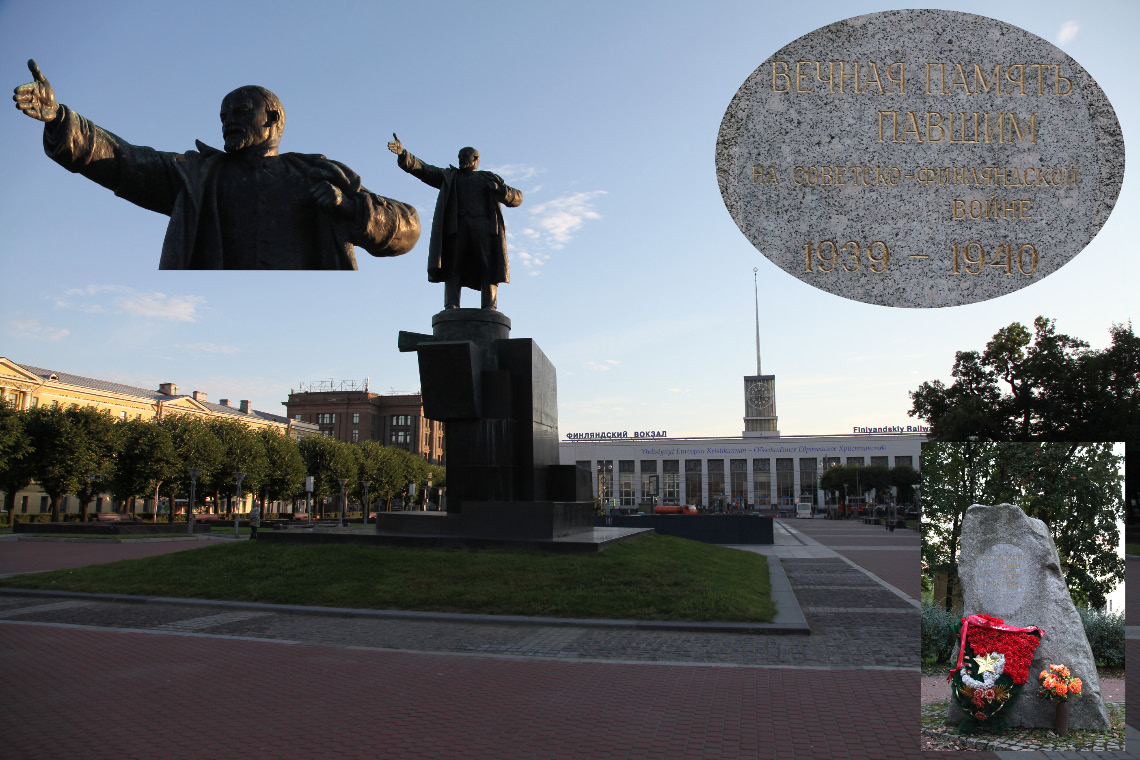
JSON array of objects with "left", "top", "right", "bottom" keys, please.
[
  {"left": 0, "top": 535, "right": 211, "bottom": 575},
  {"left": 0, "top": 529, "right": 1128, "bottom": 758}
]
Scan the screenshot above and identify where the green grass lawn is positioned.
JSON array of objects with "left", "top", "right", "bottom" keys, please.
[{"left": 0, "top": 533, "right": 774, "bottom": 622}]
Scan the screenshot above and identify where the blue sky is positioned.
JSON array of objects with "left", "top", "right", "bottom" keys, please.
[{"left": 0, "top": 0, "right": 1135, "bottom": 437}]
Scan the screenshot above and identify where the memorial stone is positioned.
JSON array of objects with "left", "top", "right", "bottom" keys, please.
[
  {"left": 716, "top": 10, "right": 1124, "bottom": 307},
  {"left": 949, "top": 503, "right": 1110, "bottom": 730}
]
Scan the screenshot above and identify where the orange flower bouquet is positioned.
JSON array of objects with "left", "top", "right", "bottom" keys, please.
[{"left": 1038, "top": 664, "right": 1082, "bottom": 702}]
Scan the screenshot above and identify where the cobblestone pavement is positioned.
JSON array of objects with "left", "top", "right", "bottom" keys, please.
[{"left": 0, "top": 556, "right": 916, "bottom": 669}]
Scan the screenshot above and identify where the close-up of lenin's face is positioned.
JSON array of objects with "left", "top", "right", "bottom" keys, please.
[{"left": 219, "top": 86, "right": 284, "bottom": 153}]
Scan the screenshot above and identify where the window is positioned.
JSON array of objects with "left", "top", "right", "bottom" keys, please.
[
  {"left": 685, "top": 459, "right": 703, "bottom": 506},
  {"left": 352, "top": 413, "right": 360, "bottom": 424},
  {"left": 730, "top": 459, "right": 747, "bottom": 506},
  {"left": 119, "top": 411, "right": 127, "bottom": 421},
  {"left": 846, "top": 457, "right": 864, "bottom": 467},
  {"left": 351, "top": 429, "right": 359, "bottom": 442},
  {"left": 618, "top": 461, "right": 635, "bottom": 507},
  {"left": 391, "top": 431, "right": 409, "bottom": 444},
  {"left": 776, "top": 458, "right": 794, "bottom": 505},
  {"left": 662, "top": 460, "right": 680, "bottom": 505},
  {"left": 294, "top": 414, "right": 301, "bottom": 421},
  {"left": 707, "top": 459, "right": 725, "bottom": 510},
  {"left": 871, "top": 456, "right": 889, "bottom": 468},
  {"left": 895, "top": 455, "right": 913, "bottom": 468},
  {"left": 799, "top": 457, "right": 818, "bottom": 504},
  {"left": 640, "top": 460, "right": 658, "bottom": 505},
  {"left": 753, "top": 459, "right": 771, "bottom": 506}
]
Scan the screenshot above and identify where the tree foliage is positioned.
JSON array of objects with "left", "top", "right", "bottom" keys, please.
[
  {"left": 921, "top": 441, "right": 1124, "bottom": 610},
  {"left": 910, "top": 318, "right": 1138, "bottom": 448},
  {"left": 0, "top": 409, "right": 444, "bottom": 521}
]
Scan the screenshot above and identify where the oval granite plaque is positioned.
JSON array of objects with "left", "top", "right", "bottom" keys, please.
[
  {"left": 716, "top": 10, "right": 1124, "bottom": 307},
  {"left": 975, "top": 542, "right": 1027, "bottom": 616}
]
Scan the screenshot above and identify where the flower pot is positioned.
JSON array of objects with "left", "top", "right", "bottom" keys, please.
[{"left": 1054, "top": 700, "right": 1069, "bottom": 736}]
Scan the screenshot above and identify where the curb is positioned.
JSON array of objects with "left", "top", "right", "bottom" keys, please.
[{"left": 0, "top": 586, "right": 801, "bottom": 635}]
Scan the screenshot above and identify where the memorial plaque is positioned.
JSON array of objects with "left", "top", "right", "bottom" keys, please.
[
  {"left": 974, "top": 542, "right": 1025, "bottom": 615},
  {"left": 716, "top": 10, "right": 1124, "bottom": 307}
]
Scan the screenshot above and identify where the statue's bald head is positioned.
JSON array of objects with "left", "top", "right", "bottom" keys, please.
[
  {"left": 220, "top": 86, "right": 285, "bottom": 154},
  {"left": 458, "top": 147, "right": 480, "bottom": 171}
]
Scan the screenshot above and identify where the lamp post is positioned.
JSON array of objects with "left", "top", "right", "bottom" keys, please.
[
  {"left": 338, "top": 478, "right": 348, "bottom": 528},
  {"left": 187, "top": 468, "right": 201, "bottom": 536},
  {"left": 233, "top": 472, "right": 246, "bottom": 538},
  {"left": 304, "top": 475, "right": 313, "bottom": 527},
  {"left": 362, "top": 480, "right": 372, "bottom": 525}
]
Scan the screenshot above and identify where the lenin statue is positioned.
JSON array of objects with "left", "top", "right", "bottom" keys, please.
[
  {"left": 12, "top": 60, "right": 420, "bottom": 270},
  {"left": 387, "top": 134, "right": 522, "bottom": 310}
]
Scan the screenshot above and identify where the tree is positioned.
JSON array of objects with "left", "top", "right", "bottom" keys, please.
[
  {"left": 109, "top": 418, "right": 179, "bottom": 519},
  {"left": 258, "top": 428, "right": 305, "bottom": 513},
  {"left": 205, "top": 418, "right": 268, "bottom": 516},
  {"left": 890, "top": 465, "right": 921, "bottom": 506},
  {"left": 910, "top": 318, "right": 1138, "bottom": 443},
  {"left": 24, "top": 405, "right": 92, "bottom": 521},
  {"left": 0, "top": 405, "right": 34, "bottom": 524},
  {"left": 921, "top": 441, "right": 1124, "bottom": 610},
  {"left": 298, "top": 435, "right": 355, "bottom": 517},
  {"left": 67, "top": 406, "right": 119, "bottom": 520},
  {"left": 160, "top": 413, "right": 224, "bottom": 519}
]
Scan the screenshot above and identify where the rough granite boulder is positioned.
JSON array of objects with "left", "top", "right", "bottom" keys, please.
[{"left": 946, "top": 503, "right": 1110, "bottom": 730}]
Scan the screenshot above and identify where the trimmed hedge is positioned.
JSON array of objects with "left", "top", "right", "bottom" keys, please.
[
  {"left": 921, "top": 602, "right": 960, "bottom": 664},
  {"left": 921, "top": 602, "right": 1126, "bottom": 669},
  {"left": 1078, "top": 607, "right": 1125, "bottom": 669}
]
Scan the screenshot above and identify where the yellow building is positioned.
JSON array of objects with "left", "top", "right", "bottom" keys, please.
[{"left": 0, "top": 358, "right": 318, "bottom": 516}]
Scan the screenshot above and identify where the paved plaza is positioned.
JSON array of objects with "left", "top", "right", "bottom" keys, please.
[{"left": 0, "top": 522, "right": 1132, "bottom": 759}]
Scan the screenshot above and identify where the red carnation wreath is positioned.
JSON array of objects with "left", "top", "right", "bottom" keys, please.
[{"left": 948, "top": 614, "right": 1043, "bottom": 735}]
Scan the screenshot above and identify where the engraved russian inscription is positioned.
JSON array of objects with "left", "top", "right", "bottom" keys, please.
[
  {"left": 716, "top": 10, "right": 1124, "bottom": 307},
  {"left": 975, "top": 543, "right": 1027, "bottom": 616}
]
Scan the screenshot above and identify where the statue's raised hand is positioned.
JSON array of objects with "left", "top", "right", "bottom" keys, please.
[
  {"left": 387, "top": 133, "right": 403, "bottom": 155},
  {"left": 13, "top": 59, "right": 58, "bottom": 122}
]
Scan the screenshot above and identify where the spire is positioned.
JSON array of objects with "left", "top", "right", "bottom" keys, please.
[{"left": 753, "top": 267, "right": 762, "bottom": 376}]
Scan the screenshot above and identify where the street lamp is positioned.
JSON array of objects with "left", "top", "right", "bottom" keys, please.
[
  {"left": 362, "top": 480, "right": 372, "bottom": 525},
  {"left": 187, "top": 468, "right": 201, "bottom": 536},
  {"left": 304, "top": 475, "right": 313, "bottom": 527},
  {"left": 233, "top": 472, "right": 246, "bottom": 538},
  {"left": 338, "top": 478, "right": 348, "bottom": 528}
]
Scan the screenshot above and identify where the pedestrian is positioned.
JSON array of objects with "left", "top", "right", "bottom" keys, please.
[{"left": 249, "top": 502, "right": 260, "bottom": 540}]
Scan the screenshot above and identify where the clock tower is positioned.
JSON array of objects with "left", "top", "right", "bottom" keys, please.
[{"left": 743, "top": 268, "right": 779, "bottom": 437}]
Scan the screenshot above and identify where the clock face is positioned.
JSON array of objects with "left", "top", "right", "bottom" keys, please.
[{"left": 748, "top": 382, "right": 770, "bottom": 409}]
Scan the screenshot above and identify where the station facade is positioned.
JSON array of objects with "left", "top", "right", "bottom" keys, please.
[{"left": 559, "top": 433, "right": 923, "bottom": 511}]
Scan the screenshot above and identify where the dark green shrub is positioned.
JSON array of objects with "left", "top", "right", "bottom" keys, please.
[
  {"left": 1079, "top": 607, "right": 1125, "bottom": 668},
  {"left": 921, "top": 602, "right": 960, "bottom": 664}
]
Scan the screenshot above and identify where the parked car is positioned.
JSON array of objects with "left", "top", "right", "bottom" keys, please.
[
  {"left": 795, "top": 498, "right": 813, "bottom": 519},
  {"left": 653, "top": 504, "right": 699, "bottom": 515}
]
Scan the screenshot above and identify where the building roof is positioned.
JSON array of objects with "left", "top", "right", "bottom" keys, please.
[{"left": 17, "top": 362, "right": 293, "bottom": 425}]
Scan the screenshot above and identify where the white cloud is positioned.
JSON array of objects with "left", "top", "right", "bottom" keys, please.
[
  {"left": 585, "top": 359, "right": 620, "bottom": 372},
  {"left": 174, "top": 344, "right": 239, "bottom": 357},
  {"left": 57, "top": 285, "right": 204, "bottom": 322},
  {"left": 490, "top": 163, "right": 542, "bottom": 184},
  {"left": 6, "top": 316, "right": 69, "bottom": 341},
  {"left": 1057, "top": 20, "right": 1079, "bottom": 45},
  {"left": 527, "top": 191, "right": 606, "bottom": 248}
]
